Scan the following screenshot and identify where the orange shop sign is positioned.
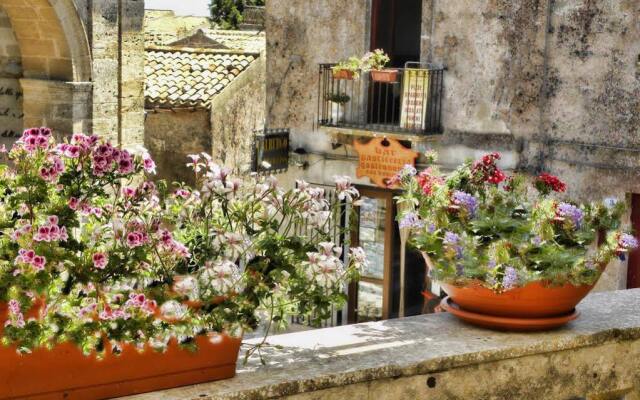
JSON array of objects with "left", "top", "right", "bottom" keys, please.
[{"left": 354, "top": 137, "right": 419, "bottom": 188}]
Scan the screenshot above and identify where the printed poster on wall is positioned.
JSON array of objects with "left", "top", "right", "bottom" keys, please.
[{"left": 399, "top": 68, "right": 430, "bottom": 131}]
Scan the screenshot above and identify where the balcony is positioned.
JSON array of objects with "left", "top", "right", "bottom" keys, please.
[{"left": 317, "top": 63, "right": 445, "bottom": 139}]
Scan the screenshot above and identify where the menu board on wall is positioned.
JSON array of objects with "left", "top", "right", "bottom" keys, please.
[{"left": 399, "top": 68, "right": 430, "bottom": 131}]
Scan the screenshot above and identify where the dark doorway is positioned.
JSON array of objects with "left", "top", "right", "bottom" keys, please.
[
  {"left": 368, "top": 0, "right": 423, "bottom": 128},
  {"left": 628, "top": 194, "right": 640, "bottom": 288},
  {"left": 370, "top": 0, "right": 422, "bottom": 67}
]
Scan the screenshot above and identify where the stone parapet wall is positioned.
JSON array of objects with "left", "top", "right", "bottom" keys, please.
[{"left": 121, "top": 289, "right": 640, "bottom": 400}]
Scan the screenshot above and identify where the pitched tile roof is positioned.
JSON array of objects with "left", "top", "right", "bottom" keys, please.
[
  {"left": 183, "top": 29, "right": 265, "bottom": 53},
  {"left": 144, "top": 47, "right": 258, "bottom": 108}
]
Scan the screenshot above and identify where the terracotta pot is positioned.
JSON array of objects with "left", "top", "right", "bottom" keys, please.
[
  {"left": 332, "top": 69, "right": 355, "bottom": 80},
  {"left": 0, "top": 303, "right": 242, "bottom": 400},
  {"left": 370, "top": 69, "right": 399, "bottom": 83},
  {"left": 440, "top": 280, "right": 597, "bottom": 319}
]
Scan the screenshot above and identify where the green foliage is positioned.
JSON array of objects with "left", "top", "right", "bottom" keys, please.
[{"left": 209, "top": 0, "right": 265, "bottom": 30}]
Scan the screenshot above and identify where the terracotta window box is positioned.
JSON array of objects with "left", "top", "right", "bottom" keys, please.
[
  {"left": 370, "top": 69, "right": 399, "bottom": 83},
  {"left": 0, "top": 303, "right": 242, "bottom": 400},
  {"left": 332, "top": 69, "right": 356, "bottom": 80}
]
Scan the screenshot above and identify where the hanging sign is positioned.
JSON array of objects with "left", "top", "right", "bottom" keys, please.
[
  {"left": 354, "top": 137, "right": 419, "bottom": 188},
  {"left": 253, "top": 128, "right": 290, "bottom": 172},
  {"left": 399, "top": 68, "right": 430, "bottom": 130}
]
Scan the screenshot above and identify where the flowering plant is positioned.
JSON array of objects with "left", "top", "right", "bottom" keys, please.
[
  {"left": 159, "top": 155, "right": 365, "bottom": 359},
  {"left": 396, "top": 152, "right": 637, "bottom": 292},
  {"left": 361, "top": 49, "right": 390, "bottom": 71},
  {"left": 0, "top": 128, "right": 365, "bottom": 358}
]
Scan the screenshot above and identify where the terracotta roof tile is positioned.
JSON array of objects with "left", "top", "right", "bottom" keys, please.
[{"left": 145, "top": 48, "right": 258, "bottom": 108}]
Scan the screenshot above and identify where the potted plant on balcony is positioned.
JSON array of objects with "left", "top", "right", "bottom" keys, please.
[
  {"left": 394, "top": 152, "right": 637, "bottom": 331},
  {"left": 0, "top": 128, "right": 366, "bottom": 399},
  {"left": 364, "top": 49, "right": 398, "bottom": 83},
  {"left": 326, "top": 92, "right": 351, "bottom": 124},
  {"left": 332, "top": 56, "right": 362, "bottom": 80}
]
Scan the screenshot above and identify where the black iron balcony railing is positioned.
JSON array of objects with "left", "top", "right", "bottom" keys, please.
[{"left": 317, "top": 63, "right": 444, "bottom": 136}]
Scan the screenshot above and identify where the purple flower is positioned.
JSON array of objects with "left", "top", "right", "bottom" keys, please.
[
  {"left": 532, "top": 236, "right": 542, "bottom": 246},
  {"left": 452, "top": 191, "right": 478, "bottom": 217},
  {"left": 443, "top": 231, "right": 459, "bottom": 245},
  {"left": 619, "top": 234, "right": 639, "bottom": 250},
  {"left": 399, "top": 212, "right": 425, "bottom": 230},
  {"left": 557, "top": 203, "right": 584, "bottom": 228},
  {"left": 400, "top": 164, "right": 417, "bottom": 177},
  {"left": 502, "top": 266, "right": 518, "bottom": 290}
]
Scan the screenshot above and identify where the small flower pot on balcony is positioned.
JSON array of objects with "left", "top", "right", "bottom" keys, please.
[
  {"left": 371, "top": 69, "right": 399, "bottom": 83},
  {"left": 332, "top": 69, "right": 356, "bottom": 80},
  {"left": 0, "top": 302, "right": 242, "bottom": 400}
]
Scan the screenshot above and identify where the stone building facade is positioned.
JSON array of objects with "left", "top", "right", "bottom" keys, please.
[
  {"left": 144, "top": 29, "right": 266, "bottom": 183},
  {"left": 0, "top": 0, "right": 145, "bottom": 147},
  {"left": 264, "top": 0, "right": 640, "bottom": 310}
]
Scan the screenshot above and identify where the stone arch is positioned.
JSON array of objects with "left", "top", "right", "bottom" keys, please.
[
  {"left": 0, "top": 0, "right": 91, "bottom": 82},
  {"left": 0, "top": 0, "right": 92, "bottom": 135}
]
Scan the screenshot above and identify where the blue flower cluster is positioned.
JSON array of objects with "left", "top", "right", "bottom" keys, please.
[
  {"left": 557, "top": 203, "right": 584, "bottom": 228},
  {"left": 452, "top": 191, "right": 478, "bottom": 217}
]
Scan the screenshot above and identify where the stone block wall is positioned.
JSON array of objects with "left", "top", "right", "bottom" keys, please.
[
  {"left": 91, "top": 0, "right": 145, "bottom": 146},
  {"left": 144, "top": 109, "right": 211, "bottom": 184}
]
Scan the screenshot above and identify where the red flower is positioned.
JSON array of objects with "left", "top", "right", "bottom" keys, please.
[
  {"left": 536, "top": 173, "right": 566, "bottom": 194},
  {"left": 416, "top": 168, "right": 442, "bottom": 195},
  {"left": 472, "top": 153, "right": 506, "bottom": 185}
]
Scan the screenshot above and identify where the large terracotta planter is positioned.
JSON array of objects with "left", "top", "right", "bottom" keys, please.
[
  {"left": 440, "top": 280, "right": 596, "bottom": 319},
  {"left": 0, "top": 303, "right": 242, "bottom": 400},
  {"left": 423, "top": 253, "right": 604, "bottom": 330}
]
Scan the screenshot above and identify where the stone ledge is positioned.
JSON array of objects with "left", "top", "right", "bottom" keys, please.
[{"left": 120, "top": 289, "right": 640, "bottom": 400}]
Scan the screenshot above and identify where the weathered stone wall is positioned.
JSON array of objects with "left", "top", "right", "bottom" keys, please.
[
  {"left": 210, "top": 54, "right": 266, "bottom": 173},
  {"left": 91, "top": 0, "right": 145, "bottom": 146},
  {"left": 265, "top": 0, "right": 369, "bottom": 150},
  {"left": 144, "top": 109, "right": 211, "bottom": 184},
  {"left": 0, "top": 7, "right": 22, "bottom": 147}
]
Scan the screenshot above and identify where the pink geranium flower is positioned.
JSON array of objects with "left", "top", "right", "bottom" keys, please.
[{"left": 92, "top": 253, "right": 108, "bottom": 270}]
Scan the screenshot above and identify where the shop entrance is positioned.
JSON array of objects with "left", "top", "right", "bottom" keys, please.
[
  {"left": 347, "top": 186, "right": 425, "bottom": 323},
  {"left": 628, "top": 194, "right": 640, "bottom": 289}
]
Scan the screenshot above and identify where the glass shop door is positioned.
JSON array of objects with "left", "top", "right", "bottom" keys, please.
[{"left": 347, "top": 187, "right": 426, "bottom": 323}]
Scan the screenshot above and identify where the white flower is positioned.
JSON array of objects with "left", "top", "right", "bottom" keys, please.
[
  {"left": 199, "top": 260, "right": 243, "bottom": 295},
  {"left": 334, "top": 175, "right": 359, "bottom": 201},
  {"left": 173, "top": 276, "right": 199, "bottom": 300},
  {"left": 160, "top": 300, "right": 188, "bottom": 321}
]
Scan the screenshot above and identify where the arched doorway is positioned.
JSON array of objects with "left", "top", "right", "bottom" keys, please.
[{"left": 0, "top": 0, "right": 92, "bottom": 138}]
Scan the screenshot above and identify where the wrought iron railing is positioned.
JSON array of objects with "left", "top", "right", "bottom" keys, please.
[{"left": 317, "top": 63, "right": 444, "bottom": 135}]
